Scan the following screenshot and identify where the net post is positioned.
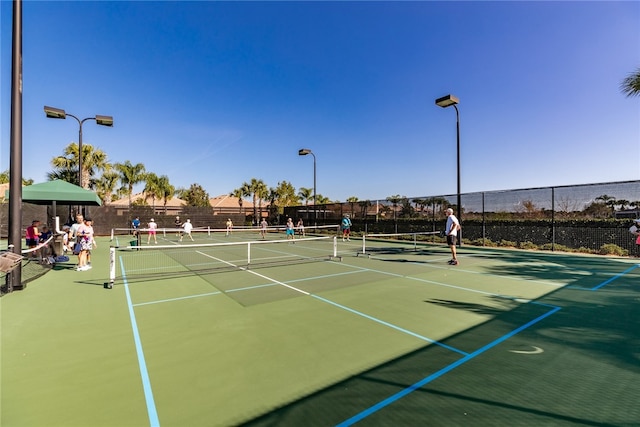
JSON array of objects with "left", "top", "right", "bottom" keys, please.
[
  {"left": 413, "top": 233, "right": 417, "bottom": 251},
  {"left": 208, "top": 226, "right": 211, "bottom": 237},
  {"left": 110, "top": 228, "right": 114, "bottom": 241},
  {"left": 107, "top": 246, "right": 115, "bottom": 289},
  {"left": 330, "top": 236, "right": 342, "bottom": 261},
  {"left": 356, "top": 234, "right": 368, "bottom": 257},
  {"left": 247, "top": 242, "right": 251, "bottom": 266}
]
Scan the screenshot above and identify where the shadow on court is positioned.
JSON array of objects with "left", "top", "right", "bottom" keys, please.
[{"left": 243, "top": 260, "right": 640, "bottom": 426}]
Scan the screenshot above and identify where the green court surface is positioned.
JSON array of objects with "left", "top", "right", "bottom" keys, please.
[{"left": 2, "top": 233, "right": 639, "bottom": 426}]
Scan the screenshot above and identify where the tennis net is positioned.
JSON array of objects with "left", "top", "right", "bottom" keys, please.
[
  {"left": 110, "top": 224, "right": 340, "bottom": 243},
  {"left": 108, "top": 235, "right": 340, "bottom": 287},
  {"left": 358, "top": 231, "right": 443, "bottom": 256}
]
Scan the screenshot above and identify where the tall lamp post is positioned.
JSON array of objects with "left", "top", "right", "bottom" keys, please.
[
  {"left": 435, "top": 94, "right": 461, "bottom": 245},
  {"left": 298, "top": 148, "right": 316, "bottom": 226},
  {"left": 44, "top": 106, "right": 113, "bottom": 215}
]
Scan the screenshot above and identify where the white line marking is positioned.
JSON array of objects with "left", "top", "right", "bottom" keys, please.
[{"left": 509, "top": 346, "right": 544, "bottom": 354}]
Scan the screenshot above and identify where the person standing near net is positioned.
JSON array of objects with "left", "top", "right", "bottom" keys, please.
[
  {"left": 147, "top": 218, "right": 158, "bottom": 244},
  {"left": 69, "top": 214, "right": 84, "bottom": 266},
  {"left": 174, "top": 215, "right": 182, "bottom": 237},
  {"left": 260, "top": 218, "right": 268, "bottom": 239},
  {"left": 226, "top": 218, "right": 233, "bottom": 236},
  {"left": 286, "top": 218, "right": 295, "bottom": 242},
  {"left": 132, "top": 216, "right": 141, "bottom": 237},
  {"left": 297, "top": 218, "right": 305, "bottom": 237},
  {"left": 341, "top": 214, "right": 352, "bottom": 242},
  {"left": 445, "top": 208, "right": 461, "bottom": 265},
  {"left": 76, "top": 217, "right": 96, "bottom": 271},
  {"left": 180, "top": 219, "right": 194, "bottom": 242}
]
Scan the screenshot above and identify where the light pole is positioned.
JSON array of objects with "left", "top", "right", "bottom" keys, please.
[
  {"left": 298, "top": 148, "right": 316, "bottom": 226},
  {"left": 435, "top": 94, "right": 461, "bottom": 245},
  {"left": 44, "top": 106, "right": 113, "bottom": 190}
]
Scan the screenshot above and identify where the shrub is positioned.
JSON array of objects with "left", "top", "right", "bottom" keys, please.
[
  {"left": 519, "top": 241, "right": 538, "bottom": 250},
  {"left": 599, "top": 244, "right": 628, "bottom": 256},
  {"left": 499, "top": 240, "right": 517, "bottom": 247},
  {"left": 539, "top": 243, "right": 572, "bottom": 252}
]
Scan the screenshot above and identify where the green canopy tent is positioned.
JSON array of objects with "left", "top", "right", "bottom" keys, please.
[
  {"left": 6, "top": 179, "right": 102, "bottom": 231},
  {"left": 5, "top": 180, "right": 102, "bottom": 254},
  {"left": 5, "top": 179, "right": 102, "bottom": 206}
]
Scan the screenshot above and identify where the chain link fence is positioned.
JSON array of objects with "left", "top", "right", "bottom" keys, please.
[
  {"left": 2, "top": 179, "right": 638, "bottom": 254},
  {"left": 285, "top": 180, "right": 640, "bottom": 255}
]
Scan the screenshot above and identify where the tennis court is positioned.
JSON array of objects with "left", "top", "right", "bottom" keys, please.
[{"left": 2, "top": 230, "right": 639, "bottom": 426}]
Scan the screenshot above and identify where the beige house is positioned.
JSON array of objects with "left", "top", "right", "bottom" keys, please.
[
  {"left": 108, "top": 192, "right": 254, "bottom": 217},
  {"left": 209, "top": 194, "right": 253, "bottom": 216},
  {"left": 109, "top": 192, "right": 186, "bottom": 215}
]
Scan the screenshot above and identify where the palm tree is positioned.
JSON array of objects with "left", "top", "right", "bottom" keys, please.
[
  {"left": 315, "top": 194, "right": 330, "bottom": 204},
  {"left": 1, "top": 169, "right": 33, "bottom": 186},
  {"left": 143, "top": 173, "right": 162, "bottom": 210},
  {"left": 386, "top": 194, "right": 403, "bottom": 221},
  {"left": 595, "top": 194, "right": 617, "bottom": 216},
  {"left": 157, "top": 175, "right": 175, "bottom": 214},
  {"left": 298, "top": 186, "right": 313, "bottom": 223},
  {"left": 358, "top": 200, "right": 372, "bottom": 219},
  {"left": 412, "top": 198, "right": 427, "bottom": 215},
  {"left": 298, "top": 187, "right": 313, "bottom": 206},
  {"left": 425, "top": 196, "right": 449, "bottom": 216},
  {"left": 47, "top": 169, "right": 77, "bottom": 184},
  {"left": 51, "top": 142, "right": 109, "bottom": 188},
  {"left": 242, "top": 178, "right": 268, "bottom": 224},
  {"left": 620, "top": 68, "right": 640, "bottom": 97},
  {"left": 347, "top": 196, "right": 359, "bottom": 217},
  {"left": 115, "top": 161, "right": 146, "bottom": 209},
  {"left": 94, "top": 171, "right": 120, "bottom": 204},
  {"left": 230, "top": 188, "right": 245, "bottom": 213},
  {"left": 256, "top": 184, "right": 269, "bottom": 224}
]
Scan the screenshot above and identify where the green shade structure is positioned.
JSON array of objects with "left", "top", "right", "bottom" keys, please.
[{"left": 5, "top": 180, "right": 102, "bottom": 206}]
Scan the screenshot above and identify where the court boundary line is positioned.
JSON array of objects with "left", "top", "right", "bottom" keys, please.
[
  {"left": 117, "top": 248, "right": 633, "bottom": 425},
  {"left": 311, "top": 294, "right": 469, "bottom": 356},
  {"left": 336, "top": 302, "right": 562, "bottom": 426},
  {"left": 336, "top": 259, "right": 636, "bottom": 425},
  {"left": 362, "top": 253, "right": 568, "bottom": 289},
  {"left": 195, "top": 251, "right": 470, "bottom": 353},
  {"left": 567, "top": 263, "right": 640, "bottom": 291},
  {"left": 120, "top": 257, "right": 160, "bottom": 427}
]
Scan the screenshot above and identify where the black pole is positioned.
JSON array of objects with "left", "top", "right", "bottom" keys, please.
[
  {"left": 67, "top": 115, "right": 93, "bottom": 216},
  {"left": 551, "top": 187, "right": 555, "bottom": 252},
  {"left": 78, "top": 119, "right": 83, "bottom": 188},
  {"left": 454, "top": 104, "right": 461, "bottom": 247},
  {"left": 312, "top": 152, "right": 317, "bottom": 227},
  {"left": 9, "top": 0, "right": 23, "bottom": 290}
]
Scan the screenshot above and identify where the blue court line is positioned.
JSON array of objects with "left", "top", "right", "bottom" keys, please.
[
  {"left": 336, "top": 302, "right": 561, "bottom": 427},
  {"left": 582, "top": 263, "right": 639, "bottom": 291},
  {"left": 120, "top": 257, "right": 161, "bottom": 427},
  {"left": 312, "top": 295, "right": 468, "bottom": 356}
]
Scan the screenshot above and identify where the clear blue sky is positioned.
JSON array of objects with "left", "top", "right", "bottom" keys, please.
[{"left": 1, "top": 1, "right": 639, "bottom": 202}]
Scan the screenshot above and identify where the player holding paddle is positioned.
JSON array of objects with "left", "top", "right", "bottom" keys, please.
[{"left": 445, "top": 208, "right": 461, "bottom": 265}]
